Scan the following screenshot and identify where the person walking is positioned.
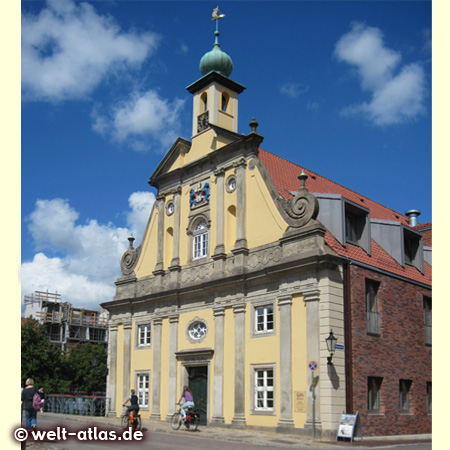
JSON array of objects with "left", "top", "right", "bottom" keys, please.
[{"left": 21, "top": 378, "right": 39, "bottom": 430}]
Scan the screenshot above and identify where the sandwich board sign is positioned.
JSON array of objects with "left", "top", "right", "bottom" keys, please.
[{"left": 336, "top": 411, "right": 361, "bottom": 442}]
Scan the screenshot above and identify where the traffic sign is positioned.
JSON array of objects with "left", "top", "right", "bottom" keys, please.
[{"left": 308, "top": 361, "right": 318, "bottom": 371}]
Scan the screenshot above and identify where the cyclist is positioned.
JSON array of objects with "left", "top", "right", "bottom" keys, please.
[
  {"left": 123, "top": 389, "right": 139, "bottom": 420},
  {"left": 177, "top": 385, "right": 194, "bottom": 421}
]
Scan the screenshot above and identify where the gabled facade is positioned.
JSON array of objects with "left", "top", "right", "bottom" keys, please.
[{"left": 102, "top": 18, "right": 431, "bottom": 438}]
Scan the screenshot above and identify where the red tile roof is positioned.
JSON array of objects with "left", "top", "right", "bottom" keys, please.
[
  {"left": 258, "top": 148, "right": 431, "bottom": 287},
  {"left": 258, "top": 148, "right": 410, "bottom": 225},
  {"left": 415, "top": 223, "right": 432, "bottom": 247}
]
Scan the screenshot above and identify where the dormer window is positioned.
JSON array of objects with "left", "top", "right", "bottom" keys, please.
[
  {"left": 344, "top": 201, "right": 370, "bottom": 253},
  {"left": 403, "top": 227, "right": 423, "bottom": 270},
  {"left": 345, "top": 210, "right": 364, "bottom": 244}
]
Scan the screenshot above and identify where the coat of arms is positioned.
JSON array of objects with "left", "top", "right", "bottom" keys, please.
[{"left": 190, "top": 182, "right": 210, "bottom": 209}]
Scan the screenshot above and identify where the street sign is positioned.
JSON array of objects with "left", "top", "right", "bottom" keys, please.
[{"left": 308, "top": 361, "right": 318, "bottom": 371}]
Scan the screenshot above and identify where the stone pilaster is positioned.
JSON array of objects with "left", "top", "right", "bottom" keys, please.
[
  {"left": 303, "top": 288, "right": 322, "bottom": 436},
  {"left": 150, "top": 317, "right": 163, "bottom": 421},
  {"left": 211, "top": 305, "right": 226, "bottom": 425},
  {"left": 122, "top": 322, "right": 132, "bottom": 405},
  {"left": 277, "top": 294, "right": 295, "bottom": 430},
  {"left": 166, "top": 314, "right": 179, "bottom": 420},
  {"left": 170, "top": 188, "right": 182, "bottom": 270},
  {"left": 232, "top": 159, "right": 248, "bottom": 255},
  {"left": 231, "top": 301, "right": 246, "bottom": 428},
  {"left": 106, "top": 324, "right": 118, "bottom": 417},
  {"left": 213, "top": 169, "right": 226, "bottom": 261},
  {"left": 154, "top": 195, "right": 165, "bottom": 275}
]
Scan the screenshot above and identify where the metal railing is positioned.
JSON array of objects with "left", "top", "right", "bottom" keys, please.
[{"left": 44, "top": 395, "right": 110, "bottom": 417}]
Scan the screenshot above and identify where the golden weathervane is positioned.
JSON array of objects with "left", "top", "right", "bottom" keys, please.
[{"left": 212, "top": 6, "right": 225, "bottom": 20}]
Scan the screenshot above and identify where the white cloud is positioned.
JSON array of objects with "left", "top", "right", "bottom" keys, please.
[
  {"left": 280, "top": 81, "right": 309, "bottom": 99},
  {"left": 21, "top": 192, "right": 155, "bottom": 310},
  {"left": 21, "top": 0, "right": 160, "bottom": 102},
  {"left": 126, "top": 191, "right": 156, "bottom": 238},
  {"left": 334, "top": 22, "right": 426, "bottom": 125},
  {"left": 92, "top": 90, "right": 186, "bottom": 152}
]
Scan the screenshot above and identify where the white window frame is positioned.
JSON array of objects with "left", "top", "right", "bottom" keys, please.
[
  {"left": 193, "top": 219, "right": 209, "bottom": 260},
  {"left": 135, "top": 372, "right": 150, "bottom": 409},
  {"left": 255, "top": 306, "right": 274, "bottom": 334},
  {"left": 251, "top": 365, "right": 275, "bottom": 414},
  {"left": 137, "top": 323, "right": 151, "bottom": 348}
]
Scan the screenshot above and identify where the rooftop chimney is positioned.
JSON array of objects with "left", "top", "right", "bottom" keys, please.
[{"left": 405, "top": 209, "right": 421, "bottom": 227}]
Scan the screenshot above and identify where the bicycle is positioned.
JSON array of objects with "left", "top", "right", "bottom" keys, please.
[
  {"left": 171, "top": 404, "right": 200, "bottom": 431},
  {"left": 121, "top": 406, "right": 142, "bottom": 431}
]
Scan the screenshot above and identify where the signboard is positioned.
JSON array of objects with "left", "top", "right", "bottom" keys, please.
[
  {"left": 294, "top": 391, "right": 306, "bottom": 413},
  {"left": 336, "top": 412, "right": 361, "bottom": 442},
  {"left": 335, "top": 344, "right": 344, "bottom": 350}
]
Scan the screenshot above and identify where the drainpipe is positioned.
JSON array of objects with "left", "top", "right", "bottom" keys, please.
[{"left": 343, "top": 259, "right": 353, "bottom": 414}]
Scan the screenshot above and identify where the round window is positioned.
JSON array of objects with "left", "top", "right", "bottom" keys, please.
[
  {"left": 188, "top": 321, "right": 207, "bottom": 341},
  {"left": 226, "top": 176, "right": 237, "bottom": 193},
  {"left": 166, "top": 201, "right": 175, "bottom": 216}
]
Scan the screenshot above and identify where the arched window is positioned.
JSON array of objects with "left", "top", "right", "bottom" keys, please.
[
  {"left": 221, "top": 92, "right": 229, "bottom": 112},
  {"left": 201, "top": 92, "right": 208, "bottom": 111},
  {"left": 193, "top": 218, "right": 209, "bottom": 260}
]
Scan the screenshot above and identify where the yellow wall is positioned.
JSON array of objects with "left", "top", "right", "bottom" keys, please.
[
  {"left": 177, "top": 309, "right": 215, "bottom": 351},
  {"left": 246, "top": 165, "right": 288, "bottom": 248},
  {"left": 134, "top": 209, "right": 158, "bottom": 278}
]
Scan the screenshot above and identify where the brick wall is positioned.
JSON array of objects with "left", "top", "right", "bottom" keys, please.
[{"left": 347, "top": 264, "right": 431, "bottom": 436}]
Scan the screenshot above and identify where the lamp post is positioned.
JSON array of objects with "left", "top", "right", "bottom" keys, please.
[{"left": 325, "top": 330, "right": 337, "bottom": 365}]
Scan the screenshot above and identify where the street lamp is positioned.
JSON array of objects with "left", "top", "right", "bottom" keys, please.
[{"left": 325, "top": 330, "right": 337, "bottom": 365}]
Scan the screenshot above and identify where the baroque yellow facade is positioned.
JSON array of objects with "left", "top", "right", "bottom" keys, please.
[{"left": 102, "top": 20, "right": 345, "bottom": 437}]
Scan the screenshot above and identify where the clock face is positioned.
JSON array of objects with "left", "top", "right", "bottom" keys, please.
[{"left": 197, "top": 111, "right": 209, "bottom": 133}]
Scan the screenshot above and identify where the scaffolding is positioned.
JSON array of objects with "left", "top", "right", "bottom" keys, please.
[{"left": 23, "top": 290, "right": 108, "bottom": 354}]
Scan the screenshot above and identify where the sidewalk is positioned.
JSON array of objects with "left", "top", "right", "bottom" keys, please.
[{"left": 30, "top": 412, "right": 431, "bottom": 449}]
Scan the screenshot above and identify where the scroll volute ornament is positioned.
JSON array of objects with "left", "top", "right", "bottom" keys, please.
[
  {"left": 120, "top": 236, "right": 140, "bottom": 276},
  {"left": 283, "top": 171, "right": 319, "bottom": 227}
]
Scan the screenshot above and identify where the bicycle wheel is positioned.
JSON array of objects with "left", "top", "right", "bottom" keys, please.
[
  {"left": 121, "top": 415, "right": 129, "bottom": 430},
  {"left": 133, "top": 415, "right": 142, "bottom": 431},
  {"left": 171, "top": 412, "right": 181, "bottom": 430},
  {"left": 191, "top": 415, "right": 199, "bottom": 432}
]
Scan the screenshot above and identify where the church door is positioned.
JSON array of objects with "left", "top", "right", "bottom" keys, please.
[{"left": 188, "top": 366, "right": 208, "bottom": 425}]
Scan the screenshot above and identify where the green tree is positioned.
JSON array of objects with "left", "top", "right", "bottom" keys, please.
[
  {"left": 66, "top": 343, "right": 108, "bottom": 394},
  {"left": 21, "top": 319, "right": 70, "bottom": 393}
]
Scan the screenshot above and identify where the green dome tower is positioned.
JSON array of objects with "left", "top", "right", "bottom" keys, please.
[
  {"left": 186, "top": 7, "right": 245, "bottom": 138},
  {"left": 199, "top": 26, "right": 233, "bottom": 77}
]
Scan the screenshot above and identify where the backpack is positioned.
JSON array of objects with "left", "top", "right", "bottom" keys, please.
[{"left": 33, "top": 392, "right": 43, "bottom": 411}]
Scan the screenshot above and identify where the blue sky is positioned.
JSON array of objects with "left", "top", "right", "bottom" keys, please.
[{"left": 19, "top": 0, "right": 432, "bottom": 311}]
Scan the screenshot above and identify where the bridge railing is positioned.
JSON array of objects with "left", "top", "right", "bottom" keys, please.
[{"left": 44, "top": 395, "right": 110, "bottom": 417}]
